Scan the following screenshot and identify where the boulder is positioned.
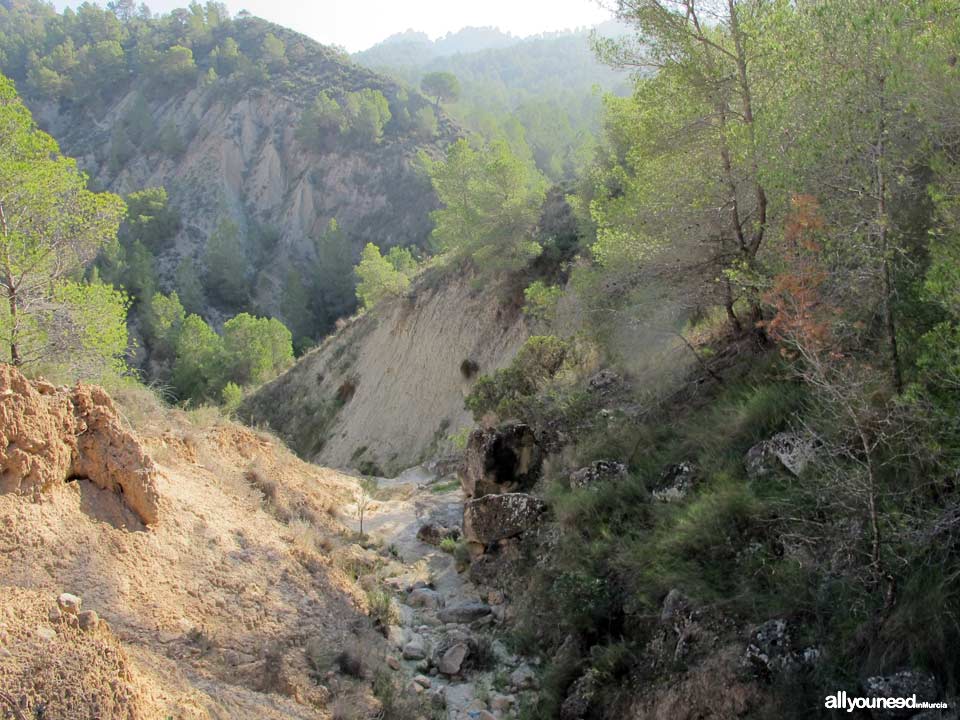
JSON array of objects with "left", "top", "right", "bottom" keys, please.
[
  {"left": 862, "top": 670, "right": 938, "bottom": 719},
  {"left": 408, "top": 587, "right": 443, "bottom": 610},
  {"left": 659, "top": 588, "right": 691, "bottom": 625},
  {"left": 402, "top": 635, "right": 428, "bottom": 661},
  {"left": 417, "top": 523, "right": 460, "bottom": 545},
  {"left": 652, "top": 462, "right": 697, "bottom": 502},
  {"left": 569, "top": 460, "right": 627, "bottom": 490},
  {"left": 745, "top": 432, "right": 814, "bottom": 479},
  {"left": 0, "top": 365, "right": 161, "bottom": 525},
  {"left": 460, "top": 424, "right": 541, "bottom": 498},
  {"left": 438, "top": 642, "right": 469, "bottom": 675},
  {"left": 78, "top": 609, "right": 99, "bottom": 631},
  {"left": 57, "top": 593, "right": 82, "bottom": 615},
  {"left": 463, "top": 493, "right": 546, "bottom": 546},
  {"left": 437, "top": 603, "right": 492, "bottom": 624}
]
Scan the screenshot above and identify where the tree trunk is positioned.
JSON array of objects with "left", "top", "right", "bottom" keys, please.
[{"left": 0, "top": 202, "right": 20, "bottom": 366}]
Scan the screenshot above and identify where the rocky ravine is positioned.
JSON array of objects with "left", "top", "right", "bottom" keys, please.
[{"left": 343, "top": 464, "right": 542, "bottom": 720}]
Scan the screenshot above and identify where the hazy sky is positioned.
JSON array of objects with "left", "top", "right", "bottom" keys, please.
[{"left": 54, "top": 0, "right": 614, "bottom": 52}]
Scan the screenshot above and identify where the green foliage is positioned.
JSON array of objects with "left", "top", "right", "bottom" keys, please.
[
  {"left": 174, "top": 259, "right": 206, "bottom": 315},
  {"left": 153, "top": 45, "right": 197, "bottom": 92},
  {"left": 220, "top": 381, "right": 243, "bottom": 417},
  {"left": 424, "top": 138, "right": 546, "bottom": 275},
  {"left": 341, "top": 88, "right": 391, "bottom": 145},
  {"left": 221, "top": 312, "right": 293, "bottom": 386},
  {"left": 296, "top": 90, "right": 343, "bottom": 148},
  {"left": 523, "top": 280, "right": 562, "bottom": 322},
  {"left": 354, "top": 243, "right": 412, "bottom": 309},
  {"left": 172, "top": 313, "right": 224, "bottom": 402},
  {"left": 420, "top": 71, "right": 460, "bottom": 106},
  {"left": 48, "top": 279, "right": 131, "bottom": 378},
  {"left": 204, "top": 219, "right": 250, "bottom": 308},
  {"left": 466, "top": 336, "right": 569, "bottom": 421},
  {"left": 143, "top": 291, "right": 185, "bottom": 362},
  {"left": 0, "top": 72, "right": 126, "bottom": 375},
  {"left": 123, "top": 187, "right": 180, "bottom": 252}
]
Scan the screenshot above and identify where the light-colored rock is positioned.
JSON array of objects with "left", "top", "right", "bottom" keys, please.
[
  {"left": 0, "top": 365, "right": 161, "bottom": 525},
  {"left": 403, "top": 635, "right": 428, "bottom": 660},
  {"left": 386, "top": 655, "right": 401, "bottom": 671},
  {"left": 569, "top": 460, "right": 627, "bottom": 490},
  {"left": 413, "top": 674, "right": 432, "bottom": 688},
  {"left": 36, "top": 626, "right": 56, "bottom": 641},
  {"left": 438, "top": 642, "right": 469, "bottom": 675},
  {"left": 388, "top": 625, "right": 408, "bottom": 650},
  {"left": 491, "top": 694, "right": 515, "bottom": 713},
  {"left": 58, "top": 593, "right": 82, "bottom": 615},
  {"left": 863, "top": 670, "right": 938, "bottom": 719},
  {"left": 652, "top": 462, "right": 697, "bottom": 502},
  {"left": 745, "top": 433, "right": 814, "bottom": 480}
]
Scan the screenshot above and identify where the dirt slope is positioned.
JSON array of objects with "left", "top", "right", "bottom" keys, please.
[
  {"left": 242, "top": 274, "right": 529, "bottom": 475},
  {"left": 0, "top": 377, "right": 370, "bottom": 719}
]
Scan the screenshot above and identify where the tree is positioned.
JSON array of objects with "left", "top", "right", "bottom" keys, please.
[
  {"left": 123, "top": 187, "right": 180, "bottom": 252},
  {"left": 0, "top": 74, "right": 126, "bottom": 368},
  {"left": 592, "top": 0, "right": 770, "bottom": 334},
  {"left": 172, "top": 313, "right": 224, "bottom": 401},
  {"left": 310, "top": 219, "right": 357, "bottom": 329},
  {"left": 174, "top": 258, "right": 206, "bottom": 315},
  {"left": 154, "top": 45, "right": 196, "bottom": 91},
  {"left": 341, "top": 89, "right": 391, "bottom": 145},
  {"left": 260, "top": 32, "right": 286, "bottom": 71},
  {"left": 423, "top": 138, "right": 545, "bottom": 274},
  {"left": 204, "top": 218, "right": 250, "bottom": 308},
  {"left": 143, "top": 290, "right": 186, "bottom": 362},
  {"left": 421, "top": 71, "right": 460, "bottom": 109},
  {"left": 354, "top": 243, "right": 410, "bottom": 309},
  {"left": 221, "top": 312, "right": 293, "bottom": 386},
  {"left": 296, "top": 90, "right": 344, "bottom": 149},
  {"left": 411, "top": 105, "right": 438, "bottom": 140}
]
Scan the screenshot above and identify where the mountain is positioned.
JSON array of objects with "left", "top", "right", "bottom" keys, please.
[
  {"left": 0, "top": 0, "right": 457, "bottom": 339},
  {"left": 355, "top": 24, "right": 630, "bottom": 180}
]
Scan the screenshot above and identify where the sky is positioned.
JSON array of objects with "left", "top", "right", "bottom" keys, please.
[{"left": 54, "top": 0, "right": 614, "bottom": 52}]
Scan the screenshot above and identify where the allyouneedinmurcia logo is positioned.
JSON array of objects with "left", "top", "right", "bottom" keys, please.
[{"left": 825, "top": 690, "right": 948, "bottom": 713}]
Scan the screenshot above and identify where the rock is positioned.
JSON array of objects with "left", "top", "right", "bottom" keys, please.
[
  {"left": 587, "top": 369, "right": 622, "bottom": 394},
  {"left": 36, "top": 626, "right": 57, "bottom": 641},
  {"left": 477, "top": 711, "right": 497, "bottom": 720},
  {"left": 0, "top": 365, "right": 161, "bottom": 525},
  {"left": 413, "top": 674, "right": 432, "bottom": 688},
  {"left": 387, "top": 625, "right": 408, "bottom": 650},
  {"left": 403, "top": 635, "right": 428, "bottom": 661},
  {"left": 408, "top": 587, "right": 443, "bottom": 609},
  {"left": 652, "top": 462, "right": 697, "bottom": 502},
  {"left": 509, "top": 664, "right": 538, "bottom": 691},
  {"left": 463, "top": 493, "right": 546, "bottom": 546},
  {"left": 487, "top": 590, "right": 505, "bottom": 605},
  {"left": 491, "top": 694, "right": 516, "bottom": 713},
  {"left": 48, "top": 606, "right": 62, "bottom": 624},
  {"left": 745, "top": 432, "right": 813, "bottom": 479},
  {"left": 862, "top": 670, "right": 938, "bottom": 719},
  {"left": 743, "top": 619, "right": 794, "bottom": 678},
  {"left": 437, "top": 603, "right": 492, "bottom": 624},
  {"left": 417, "top": 523, "right": 460, "bottom": 545},
  {"left": 386, "top": 655, "right": 401, "bottom": 671},
  {"left": 438, "top": 642, "right": 469, "bottom": 675},
  {"left": 569, "top": 460, "right": 627, "bottom": 490},
  {"left": 660, "top": 588, "right": 691, "bottom": 624},
  {"left": 78, "top": 610, "right": 99, "bottom": 631},
  {"left": 560, "top": 672, "right": 598, "bottom": 720},
  {"left": 58, "top": 592, "right": 82, "bottom": 615},
  {"left": 460, "top": 424, "right": 542, "bottom": 498}
]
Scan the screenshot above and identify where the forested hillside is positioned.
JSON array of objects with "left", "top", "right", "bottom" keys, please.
[
  {"left": 355, "top": 24, "right": 630, "bottom": 180},
  {"left": 0, "top": 0, "right": 457, "bottom": 362}
]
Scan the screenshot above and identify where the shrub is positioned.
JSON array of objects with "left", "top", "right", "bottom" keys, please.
[{"left": 365, "top": 588, "right": 399, "bottom": 628}]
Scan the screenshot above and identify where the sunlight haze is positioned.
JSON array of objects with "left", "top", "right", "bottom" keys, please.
[{"left": 53, "top": 0, "right": 614, "bottom": 51}]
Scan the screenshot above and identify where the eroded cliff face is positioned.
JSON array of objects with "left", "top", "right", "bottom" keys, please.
[
  {"left": 242, "top": 274, "right": 529, "bottom": 474},
  {"left": 28, "top": 23, "right": 456, "bottom": 323}
]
